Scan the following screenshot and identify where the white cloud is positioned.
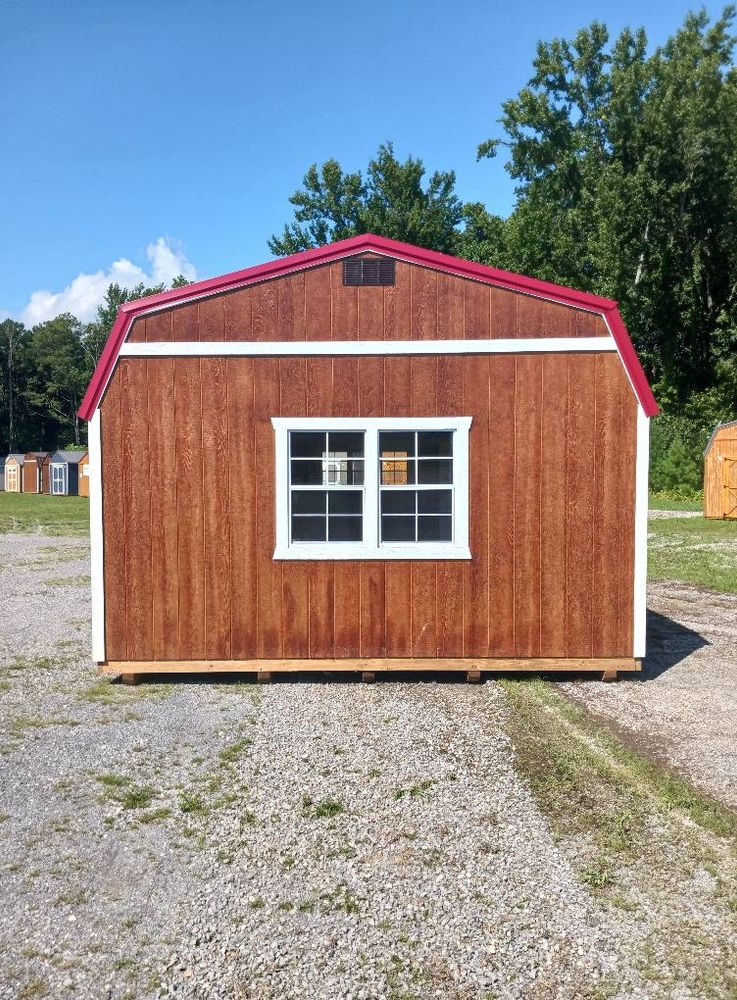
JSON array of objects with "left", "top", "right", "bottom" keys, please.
[{"left": 16, "top": 237, "right": 198, "bottom": 326}]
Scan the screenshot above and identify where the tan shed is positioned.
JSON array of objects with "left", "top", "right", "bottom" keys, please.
[
  {"left": 4, "top": 454, "right": 24, "bottom": 493},
  {"left": 704, "top": 420, "right": 737, "bottom": 519},
  {"left": 77, "top": 452, "right": 90, "bottom": 497},
  {"left": 79, "top": 235, "right": 658, "bottom": 683}
]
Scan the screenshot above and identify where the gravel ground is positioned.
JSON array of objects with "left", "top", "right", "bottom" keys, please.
[
  {"left": 564, "top": 578, "right": 737, "bottom": 809},
  {"left": 647, "top": 509, "right": 701, "bottom": 519},
  {"left": 0, "top": 532, "right": 735, "bottom": 999}
]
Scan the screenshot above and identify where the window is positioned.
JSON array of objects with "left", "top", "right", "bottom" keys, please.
[
  {"left": 51, "top": 464, "right": 66, "bottom": 495},
  {"left": 273, "top": 417, "right": 471, "bottom": 560},
  {"left": 6, "top": 465, "right": 18, "bottom": 492}
]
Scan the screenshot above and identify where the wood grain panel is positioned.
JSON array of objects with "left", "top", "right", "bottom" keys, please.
[
  {"left": 127, "top": 317, "right": 146, "bottom": 343},
  {"left": 252, "top": 282, "right": 279, "bottom": 341},
  {"left": 513, "top": 356, "right": 542, "bottom": 656},
  {"left": 411, "top": 267, "right": 437, "bottom": 340},
  {"left": 198, "top": 297, "right": 225, "bottom": 341},
  {"left": 384, "top": 260, "right": 411, "bottom": 339},
  {"left": 201, "top": 359, "right": 231, "bottom": 658},
  {"left": 224, "top": 285, "right": 253, "bottom": 341},
  {"left": 486, "top": 356, "right": 515, "bottom": 655},
  {"left": 227, "top": 359, "right": 258, "bottom": 657},
  {"left": 539, "top": 356, "right": 568, "bottom": 655},
  {"left": 332, "top": 358, "right": 359, "bottom": 417},
  {"left": 410, "top": 357, "right": 438, "bottom": 656},
  {"left": 331, "top": 263, "right": 358, "bottom": 339},
  {"left": 358, "top": 356, "right": 383, "bottom": 417},
  {"left": 279, "top": 358, "right": 309, "bottom": 658},
  {"left": 101, "top": 369, "right": 126, "bottom": 660},
  {"left": 147, "top": 358, "right": 178, "bottom": 659},
  {"left": 437, "top": 271, "right": 465, "bottom": 339},
  {"left": 464, "top": 281, "right": 491, "bottom": 340},
  {"left": 358, "top": 355, "right": 385, "bottom": 657},
  {"left": 383, "top": 355, "right": 412, "bottom": 655},
  {"left": 254, "top": 358, "right": 282, "bottom": 657},
  {"left": 174, "top": 359, "right": 206, "bottom": 656},
  {"left": 304, "top": 265, "right": 332, "bottom": 340},
  {"left": 464, "top": 354, "right": 492, "bottom": 654},
  {"left": 436, "top": 355, "right": 465, "bottom": 656},
  {"left": 278, "top": 272, "right": 306, "bottom": 341},
  {"left": 565, "top": 356, "right": 596, "bottom": 655},
  {"left": 145, "top": 311, "right": 172, "bottom": 343},
  {"left": 121, "top": 360, "right": 153, "bottom": 659},
  {"left": 170, "top": 303, "right": 199, "bottom": 342},
  {"left": 616, "top": 367, "right": 637, "bottom": 653}
]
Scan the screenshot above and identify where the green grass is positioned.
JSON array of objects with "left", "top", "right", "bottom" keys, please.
[
  {"left": 649, "top": 495, "right": 702, "bottom": 511},
  {"left": 0, "top": 492, "right": 89, "bottom": 536},
  {"left": 648, "top": 516, "right": 737, "bottom": 593}
]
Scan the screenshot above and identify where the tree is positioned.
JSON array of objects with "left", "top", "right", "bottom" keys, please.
[
  {"left": 22, "top": 314, "right": 88, "bottom": 447},
  {"left": 269, "top": 142, "right": 465, "bottom": 255},
  {"left": 0, "top": 319, "right": 26, "bottom": 452},
  {"left": 477, "top": 8, "right": 737, "bottom": 415}
]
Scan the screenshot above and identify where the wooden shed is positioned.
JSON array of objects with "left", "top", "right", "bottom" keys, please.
[
  {"left": 23, "top": 452, "right": 51, "bottom": 494},
  {"left": 49, "top": 450, "right": 86, "bottom": 496},
  {"left": 77, "top": 452, "right": 90, "bottom": 497},
  {"left": 4, "top": 454, "right": 25, "bottom": 493},
  {"left": 704, "top": 421, "right": 737, "bottom": 519},
  {"left": 79, "top": 235, "right": 658, "bottom": 683}
]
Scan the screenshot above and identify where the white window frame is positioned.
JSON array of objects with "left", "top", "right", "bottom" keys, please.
[
  {"left": 272, "top": 416, "right": 472, "bottom": 560},
  {"left": 51, "top": 463, "right": 67, "bottom": 495}
]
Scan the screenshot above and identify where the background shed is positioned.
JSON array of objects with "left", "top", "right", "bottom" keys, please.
[
  {"left": 704, "top": 421, "right": 737, "bottom": 519},
  {"left": 49, "top": 451, "right": 86, "bottom": 496},
  {"left": 77, "top": 452, "right": 90, "bottom": 497},
  {"left": 23, "top": 452, "right": 51, "bottom": 494},
  {"left": 4, "top": 454, "right": 25, "bottom": 493}
]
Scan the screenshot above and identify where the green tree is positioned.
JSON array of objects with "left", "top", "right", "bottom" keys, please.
[
  {"left": 0, "top": 319, "right": 26, "bottom": 452},
  {"left": 269, "top": 142, "right": 465, "bottom": 255},
  {"left": 477, "top": 8, "right": 737, "bottom": 415},
  {"left": 22, "top": 314, "right": 88, "bottom": 447}
]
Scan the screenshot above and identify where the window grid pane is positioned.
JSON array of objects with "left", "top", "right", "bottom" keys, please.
[{"left": 289, "top": 431, "right": 365, "bottom": 543}]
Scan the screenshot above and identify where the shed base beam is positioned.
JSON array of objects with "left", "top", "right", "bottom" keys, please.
[{"left": 99, "top": 657, "right": 639, "bottom": 677}]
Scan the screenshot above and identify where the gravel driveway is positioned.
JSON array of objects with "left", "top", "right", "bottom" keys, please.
[
  {"left": 1, "top": 532, "right": 735, "bottom": 999},
  {"left": 564, "top": 578, "right": 737, "bottom": 809}
]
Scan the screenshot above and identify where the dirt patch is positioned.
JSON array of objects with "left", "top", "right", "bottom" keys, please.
[{"left": 562, "top": 579, "right": 737, "bottom": 809}]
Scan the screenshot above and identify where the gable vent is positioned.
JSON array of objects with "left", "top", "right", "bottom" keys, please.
[{"left": 343, "top": 258, "right": 395, "bottom": 286}]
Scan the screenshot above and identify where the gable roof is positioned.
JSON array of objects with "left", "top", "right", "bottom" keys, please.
[
  {"left": 79, "top": 233, "right": 659, "bottom": 420},
  {"left": 50, "top": 450, "right": 86, "bottom": 464},
  {"left": 6, "top": 453, "right": 25, "bottom": 465}
]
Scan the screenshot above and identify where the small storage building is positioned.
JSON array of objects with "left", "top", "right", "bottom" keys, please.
[
  {"left": 23, "top": 452, "right": 51, "bottom": 494},
  {"left": 79, "top": 235, "right": 658, "bottom": 682},
  {"left": 49, "top": 451, "right": 86, "bottom": 496},
  {"left": 4, "top": 454, "right": 25, "bottom": 493},
  {"left": 77, "top": 452, "right": 90, "bottom": 498},
  {"left": 704, "top": 421, "right": 737, "bottom": 519}
]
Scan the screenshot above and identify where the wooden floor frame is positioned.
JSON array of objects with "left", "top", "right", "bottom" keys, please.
[{"left": 101, "top": 657, "right": 639, "bottom": 685}]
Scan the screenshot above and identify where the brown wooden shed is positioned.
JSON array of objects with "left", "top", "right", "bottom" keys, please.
[
  {"left": 79, "top": 235, "right": 658, "bottom": 683},
  {"left": 23, "top": 452, "right": 51, "bottom": 494},
  {"left": 704, "top": 421, "right": 737, "bottom": 519}
]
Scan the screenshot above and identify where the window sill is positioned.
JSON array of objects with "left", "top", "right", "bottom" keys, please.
[{"left": 273, "top": 544, "right": 472, "bottom": 562}]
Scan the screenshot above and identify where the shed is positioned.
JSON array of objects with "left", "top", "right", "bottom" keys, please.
[
  {"left": 4, "top": 454, "right": 25, "bottom": 493},
  {"left": 79, "top": 235, "right": 658, "bottom": 683},
  {"left": 77, "top": 452, "right": 91, "bottom": 497},
  {"left": 23, "top": 452, "right": 51, "bottom": 494},
  {"left": 704, "top": 420, "right": 737, "bottom": 519},
  {"left": 49, "top": 450, "right": 86, "bottom": 496}
]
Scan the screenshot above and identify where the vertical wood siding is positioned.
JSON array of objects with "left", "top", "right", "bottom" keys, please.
[
  {"left": 704, "top": 427, "right": 737, "bottom": 518},
  {"left": 101, "top": 351, "right": 636, "bottom": 661},
  {"left": 127, "top": 259, "right": 610, "bottom": 344}
]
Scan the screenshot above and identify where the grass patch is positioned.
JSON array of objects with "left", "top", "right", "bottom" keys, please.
[
  {"left": 44, "top": 574, "right": 91, "bottom": 588},
  {"left": 8, "top": 714, "right": 79, "bottom": 736},
  {"left": 0, "top": 492, "right": 89, "bottom": 536},
  {"left": 648, "top": 516, "right": 737, "bottom": 593},
  {"left": 649, "top": 490, "right": 702, "bottom": 511},
  {"left": 179, "top": 791, "right": 208, "bottom": 815},
  {"left": 218, "top": 737, "right": 253, "bottom": 764},
  {"left": 302, "top": 795, "right": 345, "bottom": 819}
]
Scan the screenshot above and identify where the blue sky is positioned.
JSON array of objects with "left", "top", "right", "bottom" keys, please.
[{"left": 0, "top": 0, "right": 724, "bottom": 323}]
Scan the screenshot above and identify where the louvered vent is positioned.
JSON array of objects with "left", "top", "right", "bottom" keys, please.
[{"left": 343, "top": 258, "right": 396, "bottom": 286}]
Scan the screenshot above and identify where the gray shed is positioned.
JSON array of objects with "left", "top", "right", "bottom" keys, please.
[{"left": 49, "top": 451, "right": 87, "bottom": 496}]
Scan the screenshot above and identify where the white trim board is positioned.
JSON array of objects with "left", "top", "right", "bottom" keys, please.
[
  {"left": 119, "top": 337, "right": 616, "bottom": 358},
  {"left": 88, "top": 411, "right": 106, "bottom": 663},
  {"left": 633, "top": 407, "right": 650, "bottom": 659}
]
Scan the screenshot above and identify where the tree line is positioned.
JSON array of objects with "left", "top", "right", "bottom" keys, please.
[{"left": 3, "top": 9, "right": 735, "bottom": 491}]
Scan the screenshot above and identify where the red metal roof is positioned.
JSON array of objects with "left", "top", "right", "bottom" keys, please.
[{"left": 78, "top": 234, "right": 659, "bottom": 420}]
